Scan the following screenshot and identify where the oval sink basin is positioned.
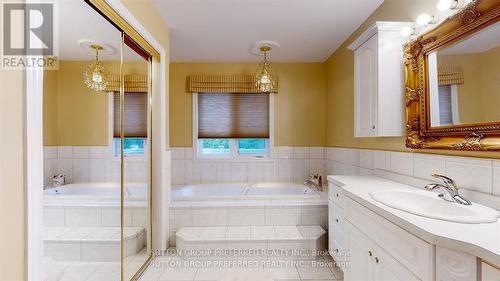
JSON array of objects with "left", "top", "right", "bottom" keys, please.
[{"left": 370, "top": 190, "right": 499, "bottom": 224}]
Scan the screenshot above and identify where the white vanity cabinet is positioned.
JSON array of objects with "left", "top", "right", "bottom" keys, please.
[
  {"left": 346, "top": 221, "right": 420, "bottom": 281},
  {"left": 348, "top": 21, "right": 412, "bottom": 137}
]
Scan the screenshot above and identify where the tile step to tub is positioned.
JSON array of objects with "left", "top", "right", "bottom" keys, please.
[
  {"left": 43, "top": 226, "right": 145, "bottom": 262},
  {"left": 176, "top": 225, "right": 326, "bottom": 261}
]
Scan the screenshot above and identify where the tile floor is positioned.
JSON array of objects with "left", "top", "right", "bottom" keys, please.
[
  {"left": 45, "top": 249, "right": 149, "bottom": 281},
  {"left": 137, "top": 250, "right": 343, "bottom": 281},
  {"left": 46, "top": 248, "right": 343, "bottom": 281}
]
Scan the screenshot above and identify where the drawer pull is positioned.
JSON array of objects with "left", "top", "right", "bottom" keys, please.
[
  {"left": 336, "top": 193, "right": 339, "bottom": 197},
  {"left": 375, "top": 257, "right": 379, "bottom": 263},
  {"left": 368, "top": 251, "right": 373, "bottom": 257},
  {"left": 335, "top": 219, "right": 339, "bottom": 223}
]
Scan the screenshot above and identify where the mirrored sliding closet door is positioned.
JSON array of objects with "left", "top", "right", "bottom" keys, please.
[
  {"left": 42, "top": 1, "right": 154, "bottom": 280},
  {"left": 119, "top": 34, "right": 153, "bottom": 280}
]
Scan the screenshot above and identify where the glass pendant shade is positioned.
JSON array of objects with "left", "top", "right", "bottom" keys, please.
[
  {"left": 255, "top": 47, "right": 277, "bottom": 93},
  {"left": 84, "top": 46, "right": 110, "bottom": 91}
]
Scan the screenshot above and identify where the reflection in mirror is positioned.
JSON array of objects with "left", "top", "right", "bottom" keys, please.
[
  {"left": 42, "top": 0, "right": 124, "bottom": 279},
  {"left": 428, "top": 22, "right": 500, "bottom": 127},
  {"left": 121, "top": 35, "right": 151, "bottom": 280}
]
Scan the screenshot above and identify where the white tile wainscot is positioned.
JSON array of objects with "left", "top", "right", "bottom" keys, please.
[
  {"left": 43, "top": 146, "right": 147, "bottom": 186},
  {"left": 168, "top": 200, "right": 328, "bottom": 247},
  {"left": 169, "top": 147, "right": 325, "bottom": 185}
]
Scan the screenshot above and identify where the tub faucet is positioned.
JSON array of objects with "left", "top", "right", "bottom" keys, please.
[
  {"left": 51, "top": 174, "right": 66, "bottom": 188},
  {"left": 304, "top": 174, "right": 323, "bottom": 191},
  {"left": 424, "top": 174, "right": 471, "bottom": 205}
]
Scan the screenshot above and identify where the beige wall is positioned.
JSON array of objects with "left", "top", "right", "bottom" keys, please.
[
  {"left": 170, "top": 63, "right": 326, "bottom": 147},
  {"left": 0, "top": 70, "right": 25, "bottom": 281},
  {"left": 324, "top": 0, "right": 500, "bottom": 159}
]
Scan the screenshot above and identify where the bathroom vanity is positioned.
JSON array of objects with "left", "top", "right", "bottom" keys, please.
[{"left": 328, "top": 175, "right": 500, "bottom": 281}]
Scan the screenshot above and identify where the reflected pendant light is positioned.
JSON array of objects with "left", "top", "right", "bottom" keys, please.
[
  {"left": 255, "top": 46, "right": 277, "bottom": 93},
  {"left": 84, "top": 44, "right": 110, "bottom": 91}
]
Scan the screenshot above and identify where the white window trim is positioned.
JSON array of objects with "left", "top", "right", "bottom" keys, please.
[
  {"left": 107, "top": 92, "right": 148, "bottom": 161},
  {"left": 192, "top": 92, "right": 275, "bottom": 162},
  {"left": 450, "top": 84, "right": 460, "bottom": 125}
]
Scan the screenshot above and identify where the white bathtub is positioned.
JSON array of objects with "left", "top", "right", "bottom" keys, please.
[
  {"left": 172, "top": 182, "right": 320, "bottom": 201},
  {"left": 43, "top": 182, "right": 147, "bottom": 206}
]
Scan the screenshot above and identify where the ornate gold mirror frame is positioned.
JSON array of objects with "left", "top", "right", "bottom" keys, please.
[{"left": 404, "top": 0, "right": 500, "bottom": 151}]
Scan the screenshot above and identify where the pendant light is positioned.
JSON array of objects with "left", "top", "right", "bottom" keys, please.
[
  {"left": 84, "top": 44, "right": 110, "bottom": 91},
  {"left": 255, "top": 46, "right": 277, "bottom": 93}
]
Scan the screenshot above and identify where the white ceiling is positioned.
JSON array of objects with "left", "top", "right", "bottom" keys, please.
[
  {"left": 153, "top": 0, "right": 384, "bottom": 62},
  {"left": 438, "top": 22, "right": 500, "bottom": 56},
  {"left": 58, "top": 0, "right": 142, "bottom": 61}
]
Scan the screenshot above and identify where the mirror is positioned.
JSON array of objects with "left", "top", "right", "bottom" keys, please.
[
  {"left": 428, "top": 22, "right": 500, "bottom": 128},
  {"left": 404, "top": 0, "right": 500, "bottom": 151}
]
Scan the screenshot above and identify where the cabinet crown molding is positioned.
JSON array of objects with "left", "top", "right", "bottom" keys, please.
[{"left": 347, "top": 21, "right": 413, "bottom": 50}]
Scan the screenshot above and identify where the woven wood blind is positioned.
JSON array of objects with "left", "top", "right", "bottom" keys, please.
[
  {"left": 188, "top": 74, "right": 278, "bottom": 93},
  {"left": 438, "top": 66, "right": 464, "bottom": 86},
  {"left": 106, "top": 73, "right": 148, "bottom": 92},
  {"left": 198, "top": 93, "right": 270, "bottom": 139},
  {"left": 113, "top": 92, "right": 147, "bottom": 138}
]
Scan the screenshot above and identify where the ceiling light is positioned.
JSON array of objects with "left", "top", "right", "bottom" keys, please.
[
  {"left": 416, "top": 13, "right": 435, "bottom": 26},
  {"left": 437, "top": 0, "right": 458, "bottom": 11},
  {"left": 84, "top": 44, "right": 110, "bottom": 92},
  {"left": 255, "top": 46, "right": 277, "bottom": 93},
  {"left": 400, "top": 26, "right": 416, "bottom": 37}
]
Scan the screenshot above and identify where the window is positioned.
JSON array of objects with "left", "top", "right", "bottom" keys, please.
[
  {"left": 196, "top": 93, "right": 270, "bottom": 158},
  {"left": 438, "top": 85, "right": 459, "bottom": 126},
  {"left": 112, "top": 92, "right": 147, "bottom": 157}
]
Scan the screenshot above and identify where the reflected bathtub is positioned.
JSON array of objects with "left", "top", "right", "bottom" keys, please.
[{"left": 43, "top": 182, "right": 147, "bottom": 206}]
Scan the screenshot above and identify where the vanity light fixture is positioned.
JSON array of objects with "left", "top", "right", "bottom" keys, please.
[
  {"left": 84, "top": 44, "right": 110, "bottom": 92},
  {"left": 416, "top": 13, "right": 435, "bottom": 26},
  {"left": 400, "top": 26, "right": 416, "bottom": 37},
  {"left": 437, "top": 0, "right": 459, "bottom": 11},
  {"left": 255, "top": 45, "right": 278, "bottom": 93}
]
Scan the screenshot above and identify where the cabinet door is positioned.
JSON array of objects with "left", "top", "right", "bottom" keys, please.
[
  {"left": 373, "top": 244, "right": 420, "bottom": 281},
  {"left": 354, "top": 34, "right": 378, "bottom": 137},
  {"left": 345, "top": 221, "right": 374, "bottom": 281}
]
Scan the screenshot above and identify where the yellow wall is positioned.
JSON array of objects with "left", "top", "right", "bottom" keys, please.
[
  {"left": 324, "top": 0, "right": 500, "bottom": 159},
  {"left": 170, "top": 63, "right": 326, "bottom": 147},
  {"left": 44, "top": 69, "right": 58, "bottom": 145},
  {"left": 43, "top": 61, "right": 148, "bottom": 146},
  {"left": 121, "top": 0, "right": 170, "bottom": 147},
  {"left": 438, "top": 46, "right": 500, "bottom": 124},
  {"left": 0, "top": 70, "right": 25, "bottom": 281}
]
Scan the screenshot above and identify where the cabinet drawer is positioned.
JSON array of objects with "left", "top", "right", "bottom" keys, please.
[
  {"left": 331, "top": 202, "right": 345, "bottom": 244},
  {"left": 329, "top": 236, "right": 347, "bottom": 264},
  {"left": 482, "top": 262, "right": 500, "bottom": 281},
  {"left": 345, "top": 198, "right": 433, "bottom": 281},
  {"left": 329, "top": 183, "right": 345, "bottom": 208}
]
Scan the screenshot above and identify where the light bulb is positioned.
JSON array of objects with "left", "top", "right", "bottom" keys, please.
[
  {"left": 400, "top": 26, "right": 415, "bottom": 37},
  {"left": 260, "top": 75, "right": 270, "bottom": 84},
  {"left": 437, "top": 0, "right": 458, "bottom": 11},
  {"left": 416, "top": 13, "right": 434, "bottom": 26},
  {"left": 92, "top": 72, "right": 103, "bottom": 83}
]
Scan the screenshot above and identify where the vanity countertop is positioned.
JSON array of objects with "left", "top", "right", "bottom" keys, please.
[{"left": 327, "top": 175, "right": 500, "bottom": 267}]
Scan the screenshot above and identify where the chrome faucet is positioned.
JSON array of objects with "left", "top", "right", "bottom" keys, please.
[
  {"left": 304, "top": 174, "right": 323, "bottom": 191},
  {"left": 425, "top": 174, "right": 471, "bottom": 205}
]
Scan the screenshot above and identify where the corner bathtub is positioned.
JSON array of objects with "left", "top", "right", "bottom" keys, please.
[
  {"left": 43, "top": 182, "right": 147, "bottom": 206},
  {"left": 172, "top": 182, "right": 320, "bottom": 201}
]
